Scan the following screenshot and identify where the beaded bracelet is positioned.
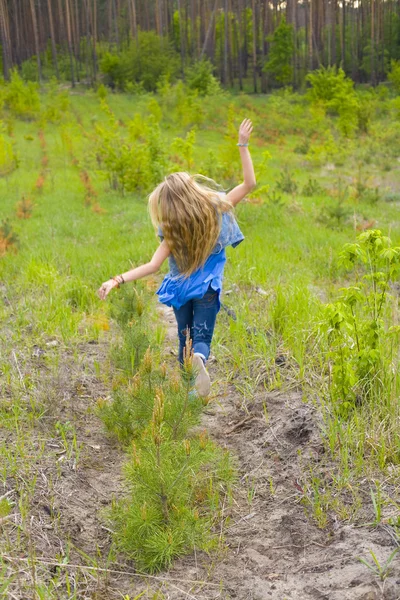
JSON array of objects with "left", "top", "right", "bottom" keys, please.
[
  {"left": 237, "top": 143, "right": 249, "bottom": 147},
  {"left": 111, "top": 275, "right": 125, "bottom": 288}
]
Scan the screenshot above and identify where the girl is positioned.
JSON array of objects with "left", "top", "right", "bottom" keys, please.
[{"left": 98, "top": 118, "right": 255, "bottom": 397}]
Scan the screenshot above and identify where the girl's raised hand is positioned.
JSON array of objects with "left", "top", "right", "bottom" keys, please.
[
  {"left": 98, "top": 279, "right": 117, "bottom": 300},
  {"left": 238, "top": 118, "right": 253, "bottom": 145}
]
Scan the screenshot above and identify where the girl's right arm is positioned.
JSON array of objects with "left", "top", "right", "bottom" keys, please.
[
  {"left": 226, "top": 119, "right": 256, "bottom": 207},
  {"left": 98, "top": 240, "right": 171, "bottom": 300}
]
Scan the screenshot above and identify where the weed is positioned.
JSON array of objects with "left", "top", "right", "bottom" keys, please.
[
  {"left": 0, "top": 219, "right": 19, "bottom": 256},
  {"left": 275, "top": 166, "right": 298, "bottom": 195},
  {"left": 358, "top": 548, "right": 399, "bottom": 581},
  {"left": 302, "top": 177, "right": 323, "bottom": 197},
  {"left": 16, "top": 196, "right": 34, "bottom": 219}
]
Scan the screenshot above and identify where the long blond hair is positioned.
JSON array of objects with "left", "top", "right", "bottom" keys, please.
[{"left": 148, "top": 172, "right": 232, "bottom": 277}]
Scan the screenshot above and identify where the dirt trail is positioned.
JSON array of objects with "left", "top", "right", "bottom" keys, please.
[
  {"left": 4, "top": 308, "right": 398, "bottom": 599},
  {"left": 157, "top": 305, "right": 400, "bottom": 600}
]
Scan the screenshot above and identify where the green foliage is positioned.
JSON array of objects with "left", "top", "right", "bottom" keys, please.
[
  {"left": 302, "top": 177, "right": 323, "bottom": 197},
  {"left": 388, "top": 59, "right": 400, "bottom": 94},
  {"left": 263, "top": 16, "right": 294, "bottom": 86},
  {"left": 97, "top": 84, "right": 108, "bottom": 100},
  {"left": 0, "top": 124, "right": 18, "bottom": 176},
  {"left": 306, "top": 67, "right": 359, "bottom": 136},
  {"left": 1, "top": 71, "right": 40, "bottom": 119},
  {"left": 100, "top": 32, "right": 180, "bottom": 92},
  {"left": 42, "top": 80, "right": 70, "bottom": 123},
  {"left": 100, "top": 287, "right": 235, "bottom": 572},
  {"left": 275, "top": 167, "right": 298, "bottom": 194},
  {"left": 317, "top": 180, "right": 351, "bottom": 229},
  {"left": 95, "top": 102, "right": 168, "bottom": 192},
  {"left": 171, "top": 128, "right": 196, "bottom": 171},
  {"left": 186, "top": 59, "right": 222, "bottom": 96},
  {"left": 320, "top": 230, "right": 400, "bottom": 418}
]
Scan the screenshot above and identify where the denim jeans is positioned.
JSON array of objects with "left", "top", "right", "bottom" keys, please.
[{"left": 173, "top": 286, "right": 220, "bottom": 364}]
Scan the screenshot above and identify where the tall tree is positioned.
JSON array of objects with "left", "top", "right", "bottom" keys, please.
[
  {"left": 65, "top": 0, "right": 76, "bottom": 86},
  {"left": 47, "top": 0, "right": 60, "bottom": 79},
  {"left": 29, "top": 0, "right": 42, "bottom": 81},
  {"left": 251, "top": 0, "right": 258, "bottom": 91},
  {"left": 0, "top": 0, "right": 11, "bottom": 80}
]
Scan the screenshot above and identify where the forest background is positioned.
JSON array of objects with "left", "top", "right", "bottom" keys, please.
[{"left": 2, "top": 0, "right": 400, "bottom": 91}]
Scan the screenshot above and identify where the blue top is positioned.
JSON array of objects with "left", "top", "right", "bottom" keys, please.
[{"left": 156, "top": 205, "right": 244, "bottom": 310}]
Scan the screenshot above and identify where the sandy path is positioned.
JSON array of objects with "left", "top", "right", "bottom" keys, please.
[{"left": 156, "top": 304, "right": 400, "bottom": 600}]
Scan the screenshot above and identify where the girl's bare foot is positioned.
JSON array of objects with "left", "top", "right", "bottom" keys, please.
[{"left": 192, "top": 353, "right": 211, "bottom": 397}]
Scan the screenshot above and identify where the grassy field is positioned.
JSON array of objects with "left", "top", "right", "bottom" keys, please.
[{"left": 1, "top": 80, "right": 400, "bottom": 598}]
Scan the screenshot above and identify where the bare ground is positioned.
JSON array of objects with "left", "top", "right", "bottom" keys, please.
[
  {"left": 154, "top": 306, "right": 400, "bottom": 600},
  {"left": 2, "top": 306, "right": 399, "bottom": 599}
]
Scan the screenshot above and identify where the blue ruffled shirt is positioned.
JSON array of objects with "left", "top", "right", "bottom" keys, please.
[{"left": 157, "top": 209, "right": 244, "bottom": 309}]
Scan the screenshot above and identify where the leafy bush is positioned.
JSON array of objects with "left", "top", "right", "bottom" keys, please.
[
  {"left": 2, "top": 71, "right": 40, "bottom": 119},
  {"left": 186, "top": 59, "right": 222, "bottom": 96},
  {"left": 302, "top": 177, "right": 323, "bottom": 197},
  {"left": 294, "top": 138, "right": 310, "bottom": 155},
  {"left": 317, "top": 180, "right": 351, "bottom": 229},
  {"left": 0, "top": 125, "right": 18, "bottom": 176},
  {"left": 100, "top": 31, "right": 180, "bottom": 91},
  {"left": 99, "top": 287, "right": 235, "bottom": 572},
  {"left": 171, "top": 128, "right": 196, "bottom": 171},
  {"left": 263, "top": 16, "right": 294, "bottom": 86},
  {"left": 0, "top": 219, "right": 19, "bottom": 256},
  {"left": 320, "top": 231, "right": 400, "bottom": 420},
  {"left": 42, "top": 79, "right": 70, "bottom": 123},
  {"left": 95, "top": 102, "right": 168, "bottom": 192},
  {"left": 306, "top": 67, "right": 359, "bottom": 136},
  {"left": 275, "top": 167, "right": 298, "bottom": 194}
]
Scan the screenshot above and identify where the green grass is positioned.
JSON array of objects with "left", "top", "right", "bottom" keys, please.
[{"left": 1, "top": 81, "right": 400, "bottom": 593}]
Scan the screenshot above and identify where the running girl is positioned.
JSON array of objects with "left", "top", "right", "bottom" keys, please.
[{"left": 98, "top": 118, "right": 256, "bottom": 396}]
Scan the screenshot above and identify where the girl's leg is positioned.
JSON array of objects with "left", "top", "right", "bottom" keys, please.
[
  {"left": 192, "top": 287, "right": 220, "bottom": 362},
  {"left": 173, "top": 300, "right": 194, "bottom": 364}
]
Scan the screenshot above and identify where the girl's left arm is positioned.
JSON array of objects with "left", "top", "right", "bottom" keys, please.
[
  {"left": 98, "top": 240, "right": 171, "bottom": 300},
  {"left": 226, "top": 119, "right": 257, "bottom": 207}
]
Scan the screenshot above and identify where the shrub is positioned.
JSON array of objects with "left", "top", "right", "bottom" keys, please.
[
  {"left": 263, "top": 16, "right": 294, "bottom": 87},
  {"left": 95, "top": 105, "right": 168, "bottom": 193},
  {"left": 275, "top": 167, "right": 298, "bottom": 194},
  {"left": 99, "top": 287, "right": 235, "bottom": 572},
  {"left": 186, "top": 59, "right": 222, "bottom": 96},
  {"left": 100, "top": 31, "right": 180, "bottom": 92},
  {"left": 0, "top": 219, "right": 19, "bottom": 256},
  {"left": 320, "top": 231, "right": 400, "bottom": 420},
  {"left": 0, "top": 126, "right": 18, "bottom": 176},
  {"left": 42, "top": 79, "right": 70, "bottom": 123},
  {"left": 317, "top": 180, "right": 351, "bottom": 229},
  {"left": 306, "top": 67, "right": 359, "bottom": 137},
  {"left": 171, "top": 128, "right": 196, "bottom": 171},
  {"left": 302, "top": 177, "right": 323, "bottom": 197},
  {"left": 2, "top": 71, "right": 40, "bottom": 119}
]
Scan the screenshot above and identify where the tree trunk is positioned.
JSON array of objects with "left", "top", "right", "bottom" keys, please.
[
  {"left": 237, "top": 0, "right": 243, "bottom": 89},
  {"left": 309, "top": 0, "right": 313, "bottom": 70},
  {"left": 223, "top": 0, "right": 229, "bottom": 84},
  {"left": 130, "top": 0, "right": 138, "bottom": 44},
  {"left": 371, "top": 0, "right": 375, "bottom": 84},
  {"left": 92, "top": 0, "right": 98, "bottom": 79},
  {"left": 47, "top": 0, "right": 60, "bottom": 79},
  {"left": 201, "top": 0, "right": 218, "bottom": 58},
  {"left": 177, "top": 0, "right": 185, "bottom": 76},
  {"left": 332, "top": 0, "right": 337, "bottom": 65},
  {"left": 29, "top": 0, "right": 42, "bottom": 82},
  {"left": 0, "top": 0, "right": 11, "bottom": 79},
  {"left": 65, "top": 0, "right": 76, "bottom": 86},
  {"left": 261, "top": 0, "right": 267, "bottom": 92},
  {"left": 251, "top": 0, "right": 257, "bottom": 92},
  {"left": 341, "top": 0, "right": 346, "bottom": 69}
]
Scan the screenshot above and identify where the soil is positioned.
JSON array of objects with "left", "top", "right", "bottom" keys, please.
[
  {"left": 151, "top": 305, "right": 400, "bottom": 600},
  {"left": 2, "top": 308, "right": 399, "bottom": 599}
]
